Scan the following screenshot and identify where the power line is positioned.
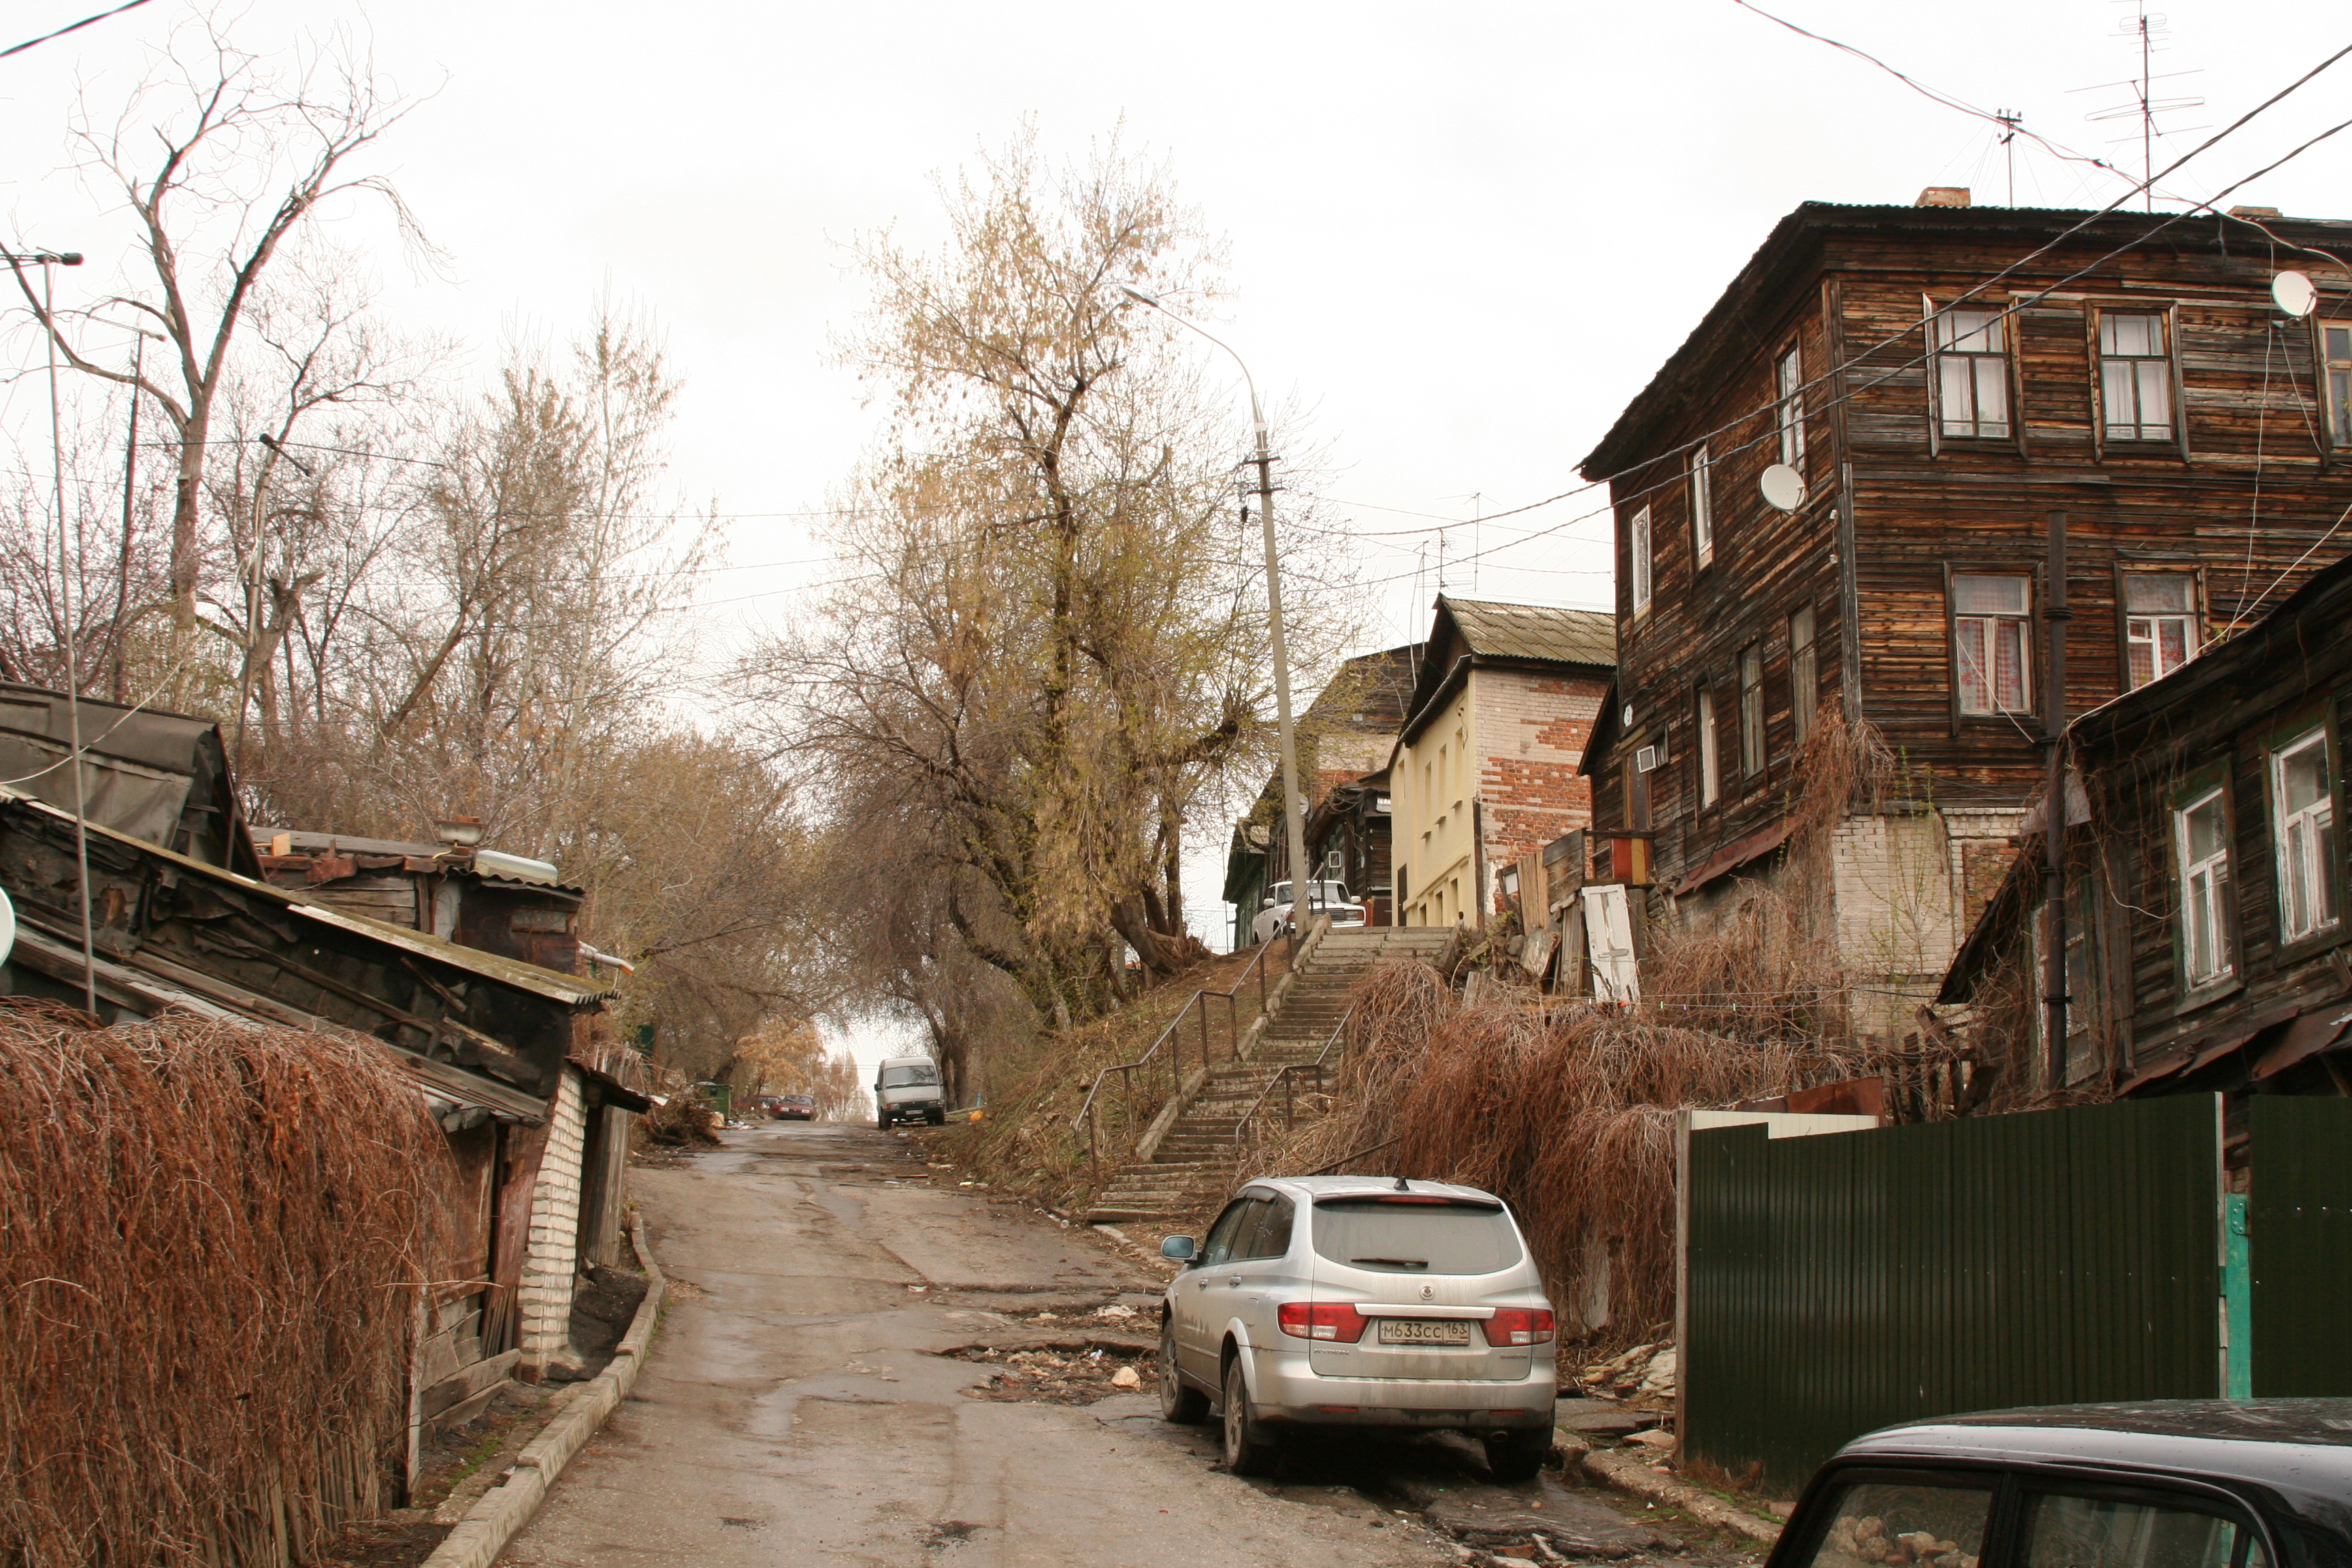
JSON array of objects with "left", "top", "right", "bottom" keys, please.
[{"left": 0, "top": 0, "right": 149, "bottom": 61}]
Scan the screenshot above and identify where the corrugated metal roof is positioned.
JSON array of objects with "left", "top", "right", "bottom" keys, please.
[
  {"left": 3, "top": 785, "right": 612, "bottom": 1008},
  {"left": 1440, "top": 597, "right": 1617, "bottom": 668}
]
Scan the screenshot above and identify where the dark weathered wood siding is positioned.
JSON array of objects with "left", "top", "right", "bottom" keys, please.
[{"left": 1588, "top": 203, "right": 2352, "bottom": 900}]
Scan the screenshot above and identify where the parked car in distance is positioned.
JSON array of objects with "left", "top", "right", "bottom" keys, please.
[
  {"left": 1156, "top": 1175, "right": 1556, "bottom": 1480},
  {"left": 1769, "top": 1400, "right": 2352, "bottom": 1568},
  {"left": 770, "top": 1094, "right": 817, "bottom": 1122},
  {"left": 875, "top": 1055, "right": 947, "bottom": 1128},
  {"left": 1250, "top": 879, "right": 1369, "bottom": 944}
]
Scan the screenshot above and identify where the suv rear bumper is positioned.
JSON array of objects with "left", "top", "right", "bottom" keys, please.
[{"left": 1244, "top": 1347, "right": 1554, "bottom": 1431}]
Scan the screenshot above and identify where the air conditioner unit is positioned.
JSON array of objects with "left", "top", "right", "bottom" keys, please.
[{"left": 1635, "top": 744, "right": 1660, "bottom": 773}]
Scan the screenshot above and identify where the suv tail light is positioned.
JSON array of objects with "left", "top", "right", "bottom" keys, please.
[
  {"left": 1483, "top": 1309, "right": 1556, "bottom": 1346},
  {"left": 1277, "top": 1302, "right": 1369, "bottom": 1342}
]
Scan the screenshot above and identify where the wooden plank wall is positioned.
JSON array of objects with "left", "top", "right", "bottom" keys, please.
[
  {"left": 1596, "top": 219, "right": 2352, "bottom": 900},
  {"left": 1597, "top": 292, "right": 1842, "bottom": 892}
]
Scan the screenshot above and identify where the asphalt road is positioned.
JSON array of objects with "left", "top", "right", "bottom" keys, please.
[{"left": 495, "top": 1119, "right": 1486, "bottom": 1568}]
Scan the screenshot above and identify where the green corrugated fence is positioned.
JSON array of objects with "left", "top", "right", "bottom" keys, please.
[{"left": 1684, "top": 1096, "right": 2224, "bottom": 1493}]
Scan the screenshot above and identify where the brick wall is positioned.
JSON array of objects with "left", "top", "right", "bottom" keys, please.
[
  {"left": 1475, "top": 670, "right": 1608, "bottom": 912},
  {"left": 517, "top": 1065, "right": 588, "bottom": 1376}
]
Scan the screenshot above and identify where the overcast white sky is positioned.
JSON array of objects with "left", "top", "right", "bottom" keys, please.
[{"left": 5, "top": 0, "right": 2349, "bottom": 1075}]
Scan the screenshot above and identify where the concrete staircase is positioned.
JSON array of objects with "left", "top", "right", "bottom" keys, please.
[{"left": 1085, "top": 927, "right": 1454, "bottom": 1226}]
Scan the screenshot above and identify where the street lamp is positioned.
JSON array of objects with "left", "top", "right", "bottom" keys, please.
[
  {"left": 4, "top": 248, "right": 95, "bottom": 1012},
  {"left": 1120, "top": 285, "right": 1316, "bottom": 931}
]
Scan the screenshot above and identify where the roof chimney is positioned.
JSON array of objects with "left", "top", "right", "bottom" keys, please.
[{"left": 1915, "top": 186, "right": 1972, "bottom": 209}]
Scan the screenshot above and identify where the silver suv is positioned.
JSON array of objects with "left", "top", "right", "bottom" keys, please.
[{"left": 1156, "top": 1176, "right": 1558, "bottom": 1479}]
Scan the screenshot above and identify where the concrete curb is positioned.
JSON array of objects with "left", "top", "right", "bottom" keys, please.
[
  {"left": 1567, "top": 1437, "right": 1782, "bottom": 1547},
  {"left": 421, "top": 1216, "right": 670, "bottom": 1568}
]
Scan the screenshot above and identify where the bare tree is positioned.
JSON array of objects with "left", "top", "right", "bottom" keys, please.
[{"left": 12, "top": 13, "right": 431, "bottom": 698}]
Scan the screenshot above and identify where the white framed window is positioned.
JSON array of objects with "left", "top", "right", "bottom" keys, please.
[
  {"left": 1630, "top": 504, "right": 1652, "bottom": 614},
  {"left": 2325, "top": 324, "right": 2352, "bottom": 449},
  {"left": 1789, "top": 604, "right": 1817, "bottom": 748},
  {"left": 1689, "top": 446, "right": 1714, "bottom": 568},
  {"left": 1933, "top": 306, "right": 2012, "bottom": 439},
  {"left": 1953, "top": 573, "right": 2033, "bottom": 716},
  {"left": 1739, "top": 642, "right": 1765, "bottom": 777},
  {"left": 2122, "top": 572, "right": 2199, "bottom": 689},
  {"left": 1777, "top": 345, "right": 1806, "bottom": 468},
  {"left": 1697, "top": 685, "right": 1720, "bottom": 806},
  {"left": 2274, "top": 729, "right": 2339, "bottom": 943},
  {"left": 2098, "top": 310, "right": 2176, "bottom": 442},
  {"left": 2176, "top": 785, "right": 2232, "bottom": 987}
]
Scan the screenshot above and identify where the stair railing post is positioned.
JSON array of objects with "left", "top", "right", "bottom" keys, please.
[{"left": 1196, "top": 996, "right": 1208, "bottom": 1078}]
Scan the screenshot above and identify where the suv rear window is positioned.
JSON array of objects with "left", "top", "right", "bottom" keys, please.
[{"left": 1309, "top": 1196, "right": 1524, "bottom": 1275}]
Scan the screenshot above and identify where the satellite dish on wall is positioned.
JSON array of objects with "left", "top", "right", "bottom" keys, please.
[
  {"left": 0, "top": 886, "right": 14, "bottom": 970},
  {"left": 2273, "top": 270, "right": 2319, "bottom": 318},
  {"left": 1759, "top": 463, "right": 1806, "bottom": 511}
]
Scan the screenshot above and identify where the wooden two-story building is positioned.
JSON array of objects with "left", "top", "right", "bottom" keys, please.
[
  {"left": 1578, "top": 192, "right": 2352, "bottom": 1019},
  {"left": 1940, "top": 550, "right": 2351, "bottom": 1107}
]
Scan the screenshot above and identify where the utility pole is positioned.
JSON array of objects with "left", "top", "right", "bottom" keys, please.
[
  {"left": 10, "top": 248, "right": 95, "bottom": 1013},
  {"left": 1120, "top": 286, "right": 1313, "bottom": 928},
  {"left": 2042, "top": 510, "right": 2071, "bottom": 1090},
  {"left": 113, "top": 331, "right": 148, "bottom": 702},
  {"left": 1997, "top": 109, "right": 2021, "bottom": 206}
]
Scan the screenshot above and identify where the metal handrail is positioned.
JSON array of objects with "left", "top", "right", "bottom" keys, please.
[
  {"left": 1231, "top": 998, "right": 1358, "bottom": 1153},
  {"left": 1073, "top": 921, "right": 1301, "bottom": 1177}
]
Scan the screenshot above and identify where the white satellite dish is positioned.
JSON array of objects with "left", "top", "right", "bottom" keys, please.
[
  {"left": 1759, "top": 463, "right": 1806, "bottom": 511},
  {"left": 2273, "top": 270, "right": 2319, "bottom": 318},
  {"left": 0, "top": 885, "right": 13, "bottom": 970}
]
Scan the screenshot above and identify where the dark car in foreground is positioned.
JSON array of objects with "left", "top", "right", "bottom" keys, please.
[
  {"left": 770, "top": 1094, "right": 817, "bottom": 1122},
  {"left": 1771, "top": 1401, "right": 2352, "bottom": 1568}
]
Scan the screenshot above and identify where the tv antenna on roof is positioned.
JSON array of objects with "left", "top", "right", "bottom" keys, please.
[{"left": 2072, "top": 5, "right": 2206, "bottom": 210}]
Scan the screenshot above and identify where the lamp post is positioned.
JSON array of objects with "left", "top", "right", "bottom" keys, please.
[
  {"left": 6, "top": 248, "right": 95, "bottom": 1011},
  {"left": 1120, "top": 286, "right": 1315, "bottom": 933}
]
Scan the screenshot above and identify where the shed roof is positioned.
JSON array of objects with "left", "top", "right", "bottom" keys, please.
[{"left": 3, "top": 785, "right": 612, "bottom": 1009}]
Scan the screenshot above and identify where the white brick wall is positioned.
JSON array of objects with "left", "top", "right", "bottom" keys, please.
[{"left": 517, "top": 1066, "right": 589, "bottom": 1374}]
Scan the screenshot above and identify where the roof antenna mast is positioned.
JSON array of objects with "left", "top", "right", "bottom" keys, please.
[{"left": 2073, "top": 5, "right": 2206, "bottom": 212}]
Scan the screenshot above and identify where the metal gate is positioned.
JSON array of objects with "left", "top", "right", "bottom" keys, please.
[
  {"left": 1684, "top": 1096, "right": 2223, "bottom": 1492},
  {"left": 2250, "top": 1095, "right": 2352, "bottom": 1396}
]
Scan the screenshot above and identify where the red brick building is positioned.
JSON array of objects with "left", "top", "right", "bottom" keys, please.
[{"left": 1389, "top": 597, "right": 1616, "bottom": 928}]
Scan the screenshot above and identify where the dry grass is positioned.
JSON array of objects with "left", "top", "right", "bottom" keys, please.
[
  {"left": 0, "top": 1004, "right": 461, "bottom": 1567},
  {"left": 1247, "top": 713, "right": 1900, "bottom": 1351}
]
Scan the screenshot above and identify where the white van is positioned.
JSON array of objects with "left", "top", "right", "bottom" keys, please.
[{"left": 875, "top": 1055, "right": 946, "bottom": 1128}]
